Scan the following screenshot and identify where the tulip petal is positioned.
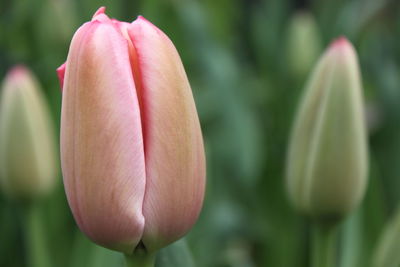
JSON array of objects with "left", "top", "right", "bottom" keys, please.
[
  {"left": 128, "top": 17, "right": 206, "bottom": 251},
  {"left": 56, "top": 63, "right": 66, "bottom": 91},
  {"left": 60, "top": 18, "right": 146, "bottom": 253}
]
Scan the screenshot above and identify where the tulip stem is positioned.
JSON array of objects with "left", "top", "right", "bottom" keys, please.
[
  {"left": 124, "top": 252, "right": 156, "bottom": 267},
  {"left": 311, "top": 223, "right": 338, "bottom": 267},
  {"left": 22, "top": 201, "right": 51, "bottom": 267}
]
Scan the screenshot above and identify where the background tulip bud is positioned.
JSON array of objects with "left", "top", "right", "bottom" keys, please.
[
  {"left": 286, "top": 37, "right": 368, "bottom": 221},
  {"left": 58, "top": 7, "right": 205, "bottom": 254},
  {"left": 0, "top": 65, "right": 57, "bottom": 200},
  {"left": 286, "top": 11, "right": 322, "bottom": 80}
]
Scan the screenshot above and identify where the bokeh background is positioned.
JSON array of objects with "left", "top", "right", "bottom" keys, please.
[{"left": 1, "top": 0, "right": 400, "bottom": 266}]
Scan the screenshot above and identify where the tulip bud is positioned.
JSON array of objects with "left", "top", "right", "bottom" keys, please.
[
  {"left": 286, "top": 11, "right": 322, "bottom": 80},
  {"left": 57, "top": 7, "right": 205, "bottom": 254},
  {"left": 286, "top": 37, "right": 368, "bottom": 221},
  {"left": 0, "top": 66, "right": 57, "bottom": 200}
]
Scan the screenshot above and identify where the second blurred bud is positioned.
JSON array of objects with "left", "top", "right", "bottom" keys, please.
[
  {"left": 0, "top": 65, "right": 57, "bottom": 200},
  {"left": 286, "top": 37, "right": 368, "bottom": 222}
]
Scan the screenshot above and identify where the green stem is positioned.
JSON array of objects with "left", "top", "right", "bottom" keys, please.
[
  {"left": 22, "top": 201, "right": 51, "bottom": 267},
  {"left": 312, "top": 223, "right": 338, "bottom": 267},
  {"left": 124, "top": 252, "right": 156, "bottom": 267}
]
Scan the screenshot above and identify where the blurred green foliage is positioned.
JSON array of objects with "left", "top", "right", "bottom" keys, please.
[{"left": 1, "top": 0, "right": 400, "bottom": 266}]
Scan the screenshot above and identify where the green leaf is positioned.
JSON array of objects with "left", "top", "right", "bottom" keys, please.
[{"left": 371, "top": 206, "right": 400, "bottom": 267}]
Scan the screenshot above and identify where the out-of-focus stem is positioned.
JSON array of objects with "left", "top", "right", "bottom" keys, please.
[
  {"left": 312, "top": 223, "right": 338, "bottom": 267},
  {"left": 23, "top": 202, "right": 51, "bottom": 267},
  {"left": 124, "top": 252, "right": 155, "bottom": 267}
]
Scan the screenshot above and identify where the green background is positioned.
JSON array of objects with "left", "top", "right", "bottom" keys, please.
[{"left": 1, "top": 0, "right": 400, "bottom": 266}]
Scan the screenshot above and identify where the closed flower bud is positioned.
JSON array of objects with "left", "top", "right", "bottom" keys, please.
[
  {"left": 286, "top": 11, "right": 322, "bottom": 80},
  {"left": 57, "top": 7, "right": 206, "bottom": 254},
  {"left": 0, "top": 66, "right": 57, "bottom": 200},
  {"left": 286, "top": 37, "right": 368, "bottom": 221}
]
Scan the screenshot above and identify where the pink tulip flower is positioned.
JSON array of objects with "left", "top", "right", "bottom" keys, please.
[{"left": 57, "top": 7, "right": 206, "bottom": 254}]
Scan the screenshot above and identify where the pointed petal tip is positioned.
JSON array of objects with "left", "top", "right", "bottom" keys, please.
[
  {"left": 8, "top": 65, "right": 28, "bottom": 79},
  {"left": 133, "top": 15, "right": 159, "bottom": 32},
  {"left": 93, "top": 6, "right": 106, "bottom": 17},
  {"left": 134, "top": 15, "right": 150, "bottom": 25},
  {"left": 4, "top": 65, "right": 30, "bottom": 91},
  {"left": 328, "top": 36, "right": 356, "bottom": 59},
  {"left": 92, "top": 7, "right": 109, "bottom": 22},
  {"left": 136, "top": 15, "right": 146, "bottom": 21},
  {"left": 130, "top": 16, "right": 167, "bottom": 45},
  {"left": 56, "top": 63, "right": 66, "bottom": 92},
  {"left": 330, "top": 36, "right": 351, "bottom": 49}
]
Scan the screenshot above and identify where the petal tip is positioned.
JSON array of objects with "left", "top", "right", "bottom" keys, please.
[
  {"left": 330, "top": 36, "right": 350, "bottom": 49},
  {"left": 136, "top": 15, "right": 146, "bottom": 21},
  {"left": 92, "top": 7, "right": 109, "bottom": 22},
  {"left": 328, "top": 36, "right": 355, "bottom": 59},
  {"left": 56, "top": 63, "right": 66, "bottom": 92},
  {"left": 93, "top": 6, "right": 106, "bottom": 17},
  {"left": 8, "top": 64, "right": 28, "bottom": 79},
  {"left": 134, "top": 15, "right": 160, "bottom": 33}
]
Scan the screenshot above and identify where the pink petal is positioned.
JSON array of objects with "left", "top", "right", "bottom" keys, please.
[
  {"left": 56, "top": 63, "right": 66, "bottom": 91},
  {"left": 60, "top": 16, "right": 146, "bottom": 253},
  {"left": 128, "top": 17, "right": 206, "bottom": 251},
  {"left": 92, "top": 6, "right": 106, "bottom": 18},
  {"left": 330, "top": 36, "right": 349, "bottom": 49}
]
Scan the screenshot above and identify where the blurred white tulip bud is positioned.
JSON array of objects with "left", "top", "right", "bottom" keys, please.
[
  {"left": 0, "top": 65, "right": 57, "bottom": 200},
  {"left": 286, "top": 37, "right": 368, "bottom": 222}
]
